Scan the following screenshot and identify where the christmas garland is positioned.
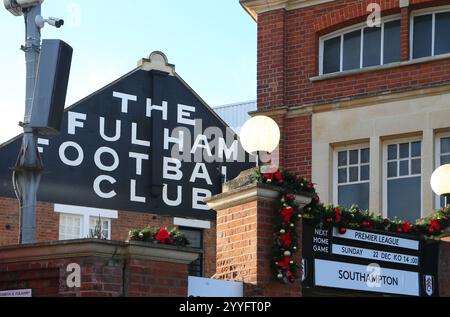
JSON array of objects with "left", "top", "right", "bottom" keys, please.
[
  {"left": 257, "top": 169, "right": 450, "bottom": 285},
  {"left": 129, "top": 227, "right": 190, "bottom": 247}
]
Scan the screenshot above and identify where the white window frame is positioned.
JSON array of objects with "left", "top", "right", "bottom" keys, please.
[
  {"left": 333, "top": 143, "right": 370, "bottom": 207},
  {"left": 319, "top": 15, "right": 401, "bottom": 75},
  {"left": 382, "top": 137, "right": 423, "bottom": 219},
  {"left": 55, "top": 204, "right": 118, "bottom": 240},
  {"left": 410, "top": 5, "right": 450, "bottom": 60},
  {"left": 59, "top": 214, "right": 83, "bottom": 241},
  {"left": 434, "top": 132, "right": 450, "bottom": 209}
]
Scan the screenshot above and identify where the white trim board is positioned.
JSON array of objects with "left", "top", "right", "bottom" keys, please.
[
  {"left": 54, "top": 204, "right": 118, "bottom": 219},
  {"left": 174, "top": 218, "right": 211, "bottom": 229}
]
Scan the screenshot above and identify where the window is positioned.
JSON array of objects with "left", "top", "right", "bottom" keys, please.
[
  {"left": 55, "top": 204, "right": 117, "bottom": 241},
  {"left": 89, "top": 217, "right": 111, "bottom": 239},
  {"left": 334, "top": 145, "right": 370, "bottom": 210},
  {"left": 59, "top": 214, "right": 82, "bottom": 240},
  {"left": 412, "top": 9, "right": 450, "bottom": 59},
  {"left": 321, "top": 18, "right": 401, "bottom": 75},
  {"left": 435, "top": 134, "right": 450, "bottom": 208},
  {"left": 384, "top": 140, "right": 422, "bottom": 222},
  {"left": 179, "top": 227, "right": 203, "bottom": 277}
]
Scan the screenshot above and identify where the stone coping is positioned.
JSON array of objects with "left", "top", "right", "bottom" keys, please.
[
  {"left": 206, "top": 181, "right": 313, "bottom": 211},
  {"left": 0, "top": 239, "right": 199, "bottom": 265}
]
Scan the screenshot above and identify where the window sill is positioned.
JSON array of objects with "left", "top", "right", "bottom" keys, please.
[{"left": 310, "top": 53, "right": 450, "bottom": 82}]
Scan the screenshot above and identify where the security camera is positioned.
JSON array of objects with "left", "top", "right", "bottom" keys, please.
[
  {"left": 35, "top": 15, "right": 64, "bottom": 29},
  {"left": 3, "top": 0, "right": 44, "bottom": 16},
  {"left": 47, "top": 17, "right": 64, "bottom": 28}
]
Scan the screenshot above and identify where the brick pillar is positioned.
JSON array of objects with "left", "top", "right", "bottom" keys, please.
[
  {"left": 400, "top": 6, "right": 410, "bottom": 61},
  {"left": 206, "top": 169, "right": 312, "bottom": 297}
]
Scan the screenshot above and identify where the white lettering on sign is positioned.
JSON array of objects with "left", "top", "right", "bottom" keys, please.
[
  {"left": 113, "top": 91, "right": 137, "bottom": 113},
  {"left": 131, "top": 123, "right": 151, "bottom": 148},
  {"left": 146, "top": 99, "right": 168, "bottom": 120},
  {"left": 59, "top": 141, "right": 84, "bottom": 167},
  {"left": 0, "top": 289, "right": 32, "bottom": 297},
  {"left": 164, "top": 157, "right": 183, "bottom": 181},
  {"left": 332, "top": 244, "right": 419, "bottom": 266},
  {"left": 129, "top": 152, "right": 149, "bottom": 176},
  {"left": 94, "top": 147, "right": 120, "bottom": 172},
  {"left": 178, "top": 104, "right": 196, "bottom": 126},
  {"left": 130, "top": 179, "right": 146, "bottom": 203},
  {"left": 163, "top": 184, "right": 182, "bottom": 207},
  {"left": 93, "top": 175, "right": 117, "bottom": 199},
  {"left": 333, "top": 228, "right": 420, "bottom": 250},
  {"left": 99, "top": 117, "right": 121, "bottom": 142},
  {"left": 315, "top": 259, "right": 420, "bottom": 296},
  {"left": 190, "top": 163, "right": 212, "bottom": 185},
  {"left": 192, "top": 188, "right": 211, "bottom": 210},
  {"left": 68, "top": 112, "right": 86, "bottom": 135}
]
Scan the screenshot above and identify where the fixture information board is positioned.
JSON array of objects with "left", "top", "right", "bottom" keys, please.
[{"left": 302, "top": 223, "right": 439, "bottom": 297}]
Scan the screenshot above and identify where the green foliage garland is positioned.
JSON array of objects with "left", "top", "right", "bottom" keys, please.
[{"left": 257, "top": 169, "right": 450, "bottom": 285}]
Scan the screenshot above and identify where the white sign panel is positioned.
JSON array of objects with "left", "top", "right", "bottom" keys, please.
[
  {"left": 315, "top": 259, "right": 419, "bottom": 296},
  {"left": 188, "top": 277, "right": 243, "bottom": 297},
  {"left": 332, "top": 244, "right": 419, "bottom": 266},
  {"left": 333, "top": 228, "right": 420, "bottom": 250},
  {"left": 0, "top": 289, "right": 32, "bottom": 297}
]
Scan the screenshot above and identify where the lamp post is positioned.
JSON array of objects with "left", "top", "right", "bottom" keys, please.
[
  {"left": 4, "top": 0, "right": 66, "bottom": 244},
  {"left": 430, "top": 164, "right": 450, "bottom": 207},
  {"left": 240, "top": 116, "right": 281, "bottom": 173}
]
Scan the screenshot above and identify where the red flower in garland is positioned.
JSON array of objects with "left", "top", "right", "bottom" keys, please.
[
  {"left": 334, "top": 207, "right": 342, "bottom": 223},
  {"left": 277, "top": 257, "right": 291, "bottom": 268},
  {"left": 279, "top": 233, "right": 292, "bottom": 247},
  {"left": 263, "top": 171, "right": 283, "bottom": 185},
  {"left": 430, "top": 219, "right": 442, "bottom": 231},
  {"left": 402, "top": 221, "right": 412, "bottom": 233},
  {"left": 155, "top": 228, "right": 173, "bottom": 244},
  {"left": 306, "top": 182, "right": 314, "bottom": 192},
  {"left": 281, "top": 207, "right": 294, "bottom": 223},
  {"left": 312, "top": 195, "right": 320, "bottom": 203},
  {"left": 285, "top": 193, "right": 296, "bottom": 202}
]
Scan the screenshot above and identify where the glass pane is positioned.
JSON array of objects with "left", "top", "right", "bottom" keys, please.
[
  {"left": 399, "top": 143, "right": 409, "bottom": 159},
  {"left": 349, "top": 150, "right": 359, "bottom": 165},
  {"left": 360, "top": 165, "right": 370, "bottom": 181},
  {"left": 338, "top": 168, "right": 347, "bottom": 184},
  {"left": 387, "top": 177, "right": 421, "bottom": 222},
  {"left": 363, "top": 27, "right": 381, "bottom": 67},
  {"left": 323, "top": 36, "right": 341, "bottom": 74},
  {"left": 349, "top": 166, "right": 359, "bottom": 182},
  {"left": 361, "top": 148, "right": 370, "bottom": 164},
  {"left": 383, "top": 20, "right": 401, "bottom": 64},
  {"left": 441, "top": 137, "right": 450, "bottom": 154},
  {"left": 411, "top": 159, "right": 421, "bottom": 175},
  {"left": 388, "top": 144, "right": 397, "bottom": 160},
  {"left": 441, "top": 155, "right": 450, "bottom": 165},
  {"left": 181, "top": 229, "right": 202, "bottom": 249},
  {"left": 338, "top": 151, "right": 347, "bottom": 166},
  {"left": 413, "top": 14, "right": 433, "bottom": 58},
  {"left": 338, "top": 183, "right": 369, "bottom": 210},
  {"left": 400, "top": 160, "right": 409, "bottom": 176},
  {"left": 388, "top": 162, "right": 397, "bottom": 178},
  {"left": 435, "top": 12, "right": 450, "bottom": 55},
  {"left": 343, "top": 30, "right": 361, "bottom": 71},
  {"left": 411, "top": 141, "right": 421, "bottom": 157}
]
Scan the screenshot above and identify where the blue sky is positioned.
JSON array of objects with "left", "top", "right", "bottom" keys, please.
[{"left": 0, "top": 0, "right": 257, "bottom": 143}]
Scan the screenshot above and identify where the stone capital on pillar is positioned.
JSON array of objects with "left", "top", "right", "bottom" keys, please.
[{"left": 206, "top": 168, "right": 312, "bottom": 297}]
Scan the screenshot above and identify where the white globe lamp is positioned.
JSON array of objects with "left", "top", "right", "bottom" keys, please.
[{"left": 431, "top": 164, "right": 450, "bottom": 207}]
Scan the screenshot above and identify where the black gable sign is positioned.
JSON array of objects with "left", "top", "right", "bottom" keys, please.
[{"left": 0, "top": 53, "right": 254, "bottom": 220}]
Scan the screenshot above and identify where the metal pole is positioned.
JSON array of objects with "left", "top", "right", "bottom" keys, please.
[{"left": 13, "top": 4, "right": 44, "bottom": 244}]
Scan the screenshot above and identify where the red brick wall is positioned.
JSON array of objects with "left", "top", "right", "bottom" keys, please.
[
  {"left": 0, "top": 197, "right": 216, "bottom": 278},
  {"left": 258, "top": 0, "right": 450, "bottom": 112},
  {"left": 215, "top": 198, "right": 302, "bottom": 297},
  {"left": 0, "top": 245, "right": 190, "bottom": 297},
  {"left": 256, "top": 0, "right": 450, "bottom": 176}
]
